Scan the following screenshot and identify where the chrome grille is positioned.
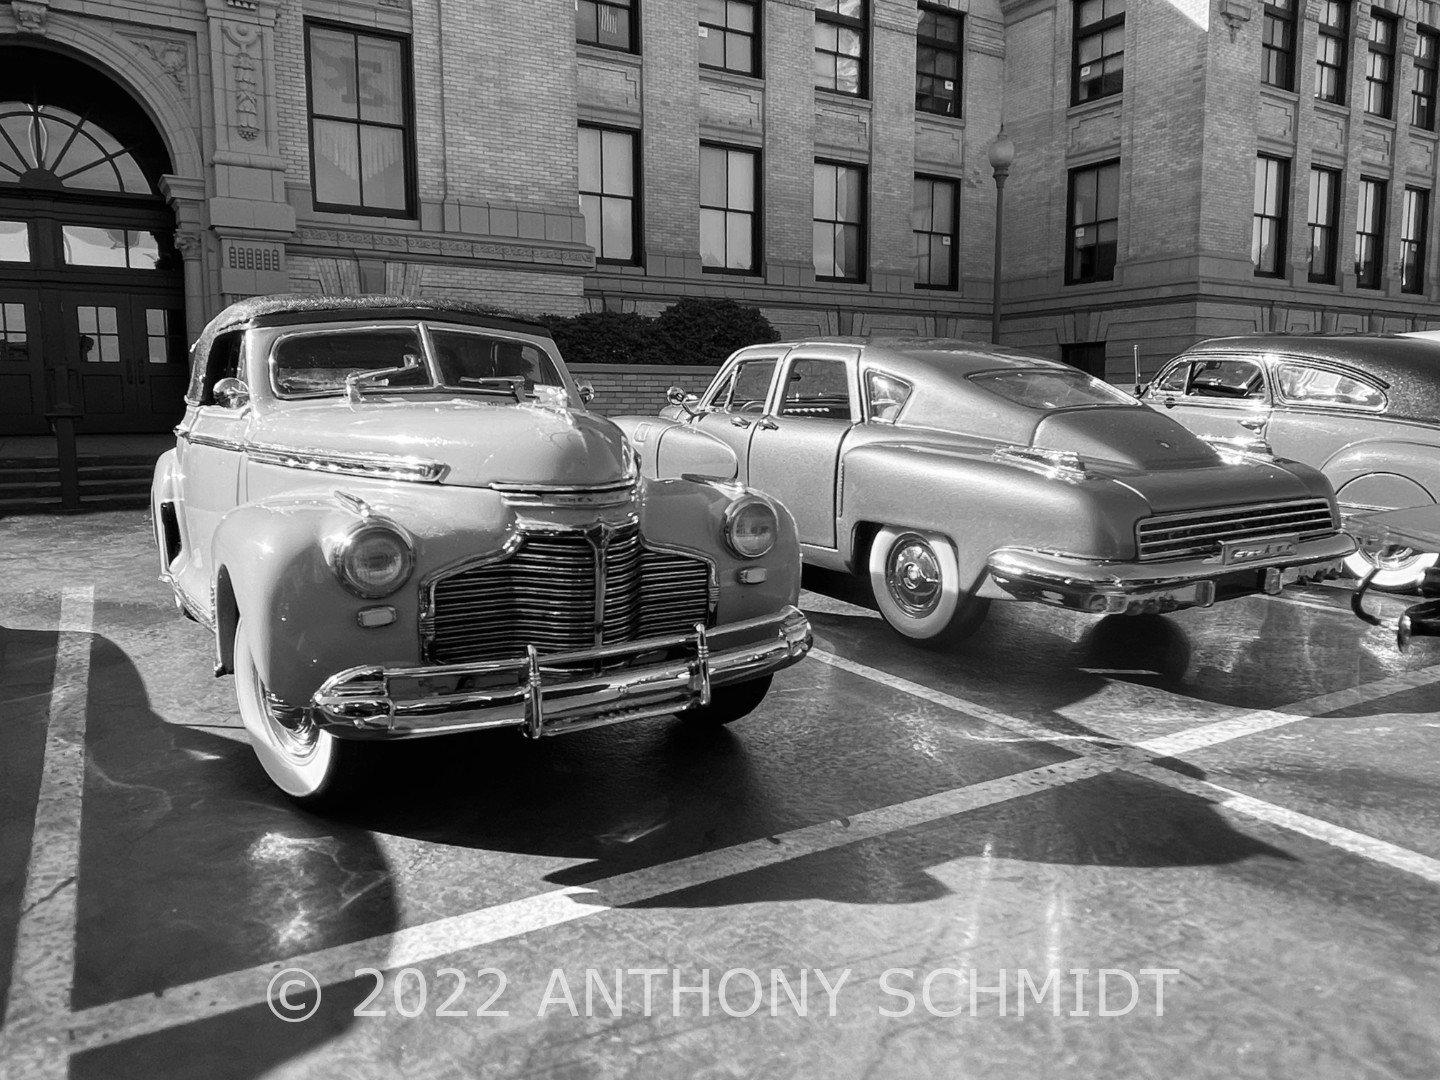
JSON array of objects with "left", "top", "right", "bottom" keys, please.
[
  {"left": 1136, "top": 498, "right": 1336, "bottom": 562},
  {"left": 425, "top": 524, "right": 713, "bottom": 664}
]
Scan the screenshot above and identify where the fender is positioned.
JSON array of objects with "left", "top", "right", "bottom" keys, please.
[
  {"left": 149, "top": 448, "right": 181, "bottom": 581},
  {"left": 611, "top": 414, "right": 738, "bottom": 481},
  {"left": 1321, "top": 438, "right": 1440, "bottom": 509},
  {"left": 836, "top": 440, "right": 1147, "bottom": 592}
]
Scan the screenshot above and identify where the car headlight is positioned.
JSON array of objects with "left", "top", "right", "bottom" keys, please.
[
  {"left": 723, "top": 496, "right": 777, "bottom": 559},
  {"left": 330, "top": 522, "right": 415, "bottom": 598}
]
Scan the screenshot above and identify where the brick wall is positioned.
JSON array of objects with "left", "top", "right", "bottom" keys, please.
[{"left": 570, "top": 364, "right": 721, "bottom": 417}]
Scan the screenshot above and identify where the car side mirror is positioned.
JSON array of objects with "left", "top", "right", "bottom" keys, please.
[
  {"left": 213, "top": 377, "right": 250, "bottom": 410},
  {"left": 578, "top": 382, "right": 595, "bottom": 404},
  {"left": 666, "top": 385, "right": 704, "bottom": 417},
  {"left": 1135, "top": 382, "right": 1149, "bottom": 397}
]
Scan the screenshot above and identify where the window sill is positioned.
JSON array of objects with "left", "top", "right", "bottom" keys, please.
[
  {"left": 1313, "top": 98, "right": 1351, "bottom": 119},
  {"left": 577, "top": 43, "right": 641, "bottom": 66},
  {"left": 1362, "top": 113, "right": 1398, "bottom": 131},
  {"left": 1259, "top": 84, "right": 1300, "bottom": 102},
  {"left": 915, "top": 110, "right": 965, "bottom": 130},
  {"left": 305, "top": 206, "right": 420, "bottom": 229},
  {"left": 1066, "top": 93, "right": 1122, "bottom": 118},
  {"left": 702, "top": 267, "right": 764, "bottom": 279},
  {"left": 815, "top": 86, "right": 871, "bottom": 106},
  {"left": 700, "top": 67, "right": 763, "bottom": 90}
]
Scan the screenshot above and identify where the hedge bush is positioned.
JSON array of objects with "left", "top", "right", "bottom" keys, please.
[{"left": 541, "top": 297, "right": 778, "bottom": 366}]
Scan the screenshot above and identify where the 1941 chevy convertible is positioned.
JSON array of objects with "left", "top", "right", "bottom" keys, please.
[
  {"left": 151, "top": 296, "right": 812, "bottom": 803},
  {"left": 614, "top": 339, "right": 1356, "bottom": 645}
]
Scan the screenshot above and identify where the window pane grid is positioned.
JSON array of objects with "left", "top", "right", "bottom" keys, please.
[
  {"left": 816, "top": 1, "right": 867, "bottom": 95},
  {"left": 1315, "top": 1, "right": 1349, "bottom": 104},
  {"left": 1308, "top": 166, "right": 1341, "bottom": 283},
  {"left": 913, "top": 176, "right": 958, "bottom": 288},
  {"left": 814, "top": 161, "right": 866, "bottom": 281},
  {"left": 1066, "top": 160, "right": 1120, "bottom": 285},
  {"left": 700, "top": 0, "right": 758, "bottom": 75},
  {"left": 1402, "top": 186, "right": 1429, "bottom": 293},
  {"left": 1414, "top": 28, "right": 1438, "bottom": 128},
  {"left": 916, "top": 6, "right": 963, "bottom": 117},
  {"left": 1252, "top": 155, "right": 1289, "bottom": 277},
  {"left": 307, "top": 24, "right": 412, "bottom": 214},
  {"left": 578, "top": 0, "right": 635, "bottom": 52},
  {"left": 1366, "top": 12, "right": 1397, "bottom": 118},
  {"left": 700, "top": 144, "right": 758, "bottom": 273},
  {"left": 1355, "top": 177, "right": 1386, "bottom": 289},
  {"left": 0, "top": 301, "right": 26, "bottom": 362},
  {"left": 580, "top": 125, "right": 639, "bottom": 264},
  {"left": 1073, "top": 0, "right": 1125, "bottom": 105},
  {"left": 1262, "top": 1, "right": 1296, "bottom": 89}
]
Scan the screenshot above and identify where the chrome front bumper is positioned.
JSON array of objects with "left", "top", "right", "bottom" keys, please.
[
  {"left": 987, "top": 532, "right": 1356, "bottom": 615},
  {"left": 311, "top": 606, "right": 813, "bottom": 739}
]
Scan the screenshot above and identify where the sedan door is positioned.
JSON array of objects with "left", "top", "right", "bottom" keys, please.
[
  {"left": 687, "top": 352, "right": 782, "bottom": 482},
  {"left": 1147, "top": 355, "right": 1272, "bottom": 449},
  {"left": 745, "top": 346, "right": 861, "bottom": 549}
]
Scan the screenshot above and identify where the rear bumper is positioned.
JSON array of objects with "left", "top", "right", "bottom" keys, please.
[
  {"left": 311, "top": 606, "right": 812, "bottom": 739},
  {"left": 987, "top": 532, "right": 1356, "bottom": 615}
]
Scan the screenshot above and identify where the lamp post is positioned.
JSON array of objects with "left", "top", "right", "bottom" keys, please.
[{"left": 988, "top": 127, "right": 1016, "bottom": 345}]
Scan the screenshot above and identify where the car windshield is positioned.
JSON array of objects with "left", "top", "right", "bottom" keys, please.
[
  {"left": 271, "top": 324, "right": 566, "bottom": 399},
  {"left": 970, "top": 368, "right": 1137, "bottom": 410}
]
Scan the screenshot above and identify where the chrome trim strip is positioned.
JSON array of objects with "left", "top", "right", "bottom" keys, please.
[{"left": 174, "top": 426, "right": 449, "bottom": 483}]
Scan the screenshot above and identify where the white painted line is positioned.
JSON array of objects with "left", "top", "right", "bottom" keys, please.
[
  {"left": 1129, "top": 763, "right": 1440, "bottom": 888},
  {"left": 1260, "top": 592, "right": 1352, "bottom": 615},
  {"left": 0, "top": 586, "right": 94, "bottom": 1079},
  {"left": 61, "top": 755, "right": 1112, "bottom": 1052}
]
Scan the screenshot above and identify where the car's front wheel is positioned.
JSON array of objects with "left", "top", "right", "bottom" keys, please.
[
  {"left": 680, "top": 675, "right": 773, "bottom": 726},
  {"left": 867, "top": 527, "right": 990, "bottom": 646},
  {"left": 234, "top": 618, "right": 370, "bottom": 804},
  {"left": 1343, "top": 546, "right": 1440, "bottom": 592}
]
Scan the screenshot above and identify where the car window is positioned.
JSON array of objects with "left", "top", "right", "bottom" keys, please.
[
  {"left": 197, "top": 330, "right": 243, "bottom": 405},
  {"left": 429, "top": 329, "right": 563, "bottom": 393},
  {"left": 1186, "top": 358, "right": 1265, "bottom": 399},
  {"left": 272, "top": 328, "right": 428, "bottom": 397},
  {"left": 865, "top": 370, "right": 913, "bottom": 423},
  {"left": 706, "top": 357, "right": 776, "bottom": 412},
  {"left": 970, "top": 368, "right": 1136, "bottom": 410},
  {"left": 778, "top": 358, "right": 854, "bottom": 420},
  {"left": 1276, "top": 362, "right": 1385, "bottom": 409},
  {"left": 1152, "top": 362, "right": 1189, "bottom": 394}
]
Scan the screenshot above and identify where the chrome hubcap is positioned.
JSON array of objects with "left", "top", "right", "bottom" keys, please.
[
  {"left": 252, "top": 666, "right": 320, "bottom": 761},
  {"left": 886, "top": 536, "right": 943, "bottom": 617},
  {"left": 1365, "top": 544, "right": 1426, "bottom": 574}
]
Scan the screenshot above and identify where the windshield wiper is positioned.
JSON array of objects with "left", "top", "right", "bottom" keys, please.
[
  {"left": 457, "top": 376, "right": 526, "bottom": 402},
  {"left": 344, "top": 353, "right": 424, "bottom": 404}
]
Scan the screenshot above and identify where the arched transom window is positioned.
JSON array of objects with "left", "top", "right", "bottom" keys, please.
[{"left": 0, "top": 102, "right": 153, "bottom": 195}]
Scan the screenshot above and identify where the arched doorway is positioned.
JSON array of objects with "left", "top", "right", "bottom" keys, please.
[{"left": 0, "top": 45, "right": 186, "bottom": 434}]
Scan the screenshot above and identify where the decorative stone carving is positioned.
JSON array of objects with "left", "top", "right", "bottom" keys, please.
[
  {"left": 11, "top": 0, "right": 46, "bottom": 34},
  {"left": 223, "top": 23, "right": 263, "bottom": 141},
  {"left": 1219, "top": 0, "right": 1252, "bottom": 42},
  {"left": 172, "top": 231, "right": 204, "bottom": 261},
  {"left": 129, "top": 35, "right": 191, "bottom": 98}
]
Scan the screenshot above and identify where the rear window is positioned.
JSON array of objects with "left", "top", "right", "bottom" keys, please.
[{"left": 970, "top": 368, "right": 1136, "bottom": 410}]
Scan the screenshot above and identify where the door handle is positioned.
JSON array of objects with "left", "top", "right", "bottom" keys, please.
[
  {"left": 1237, "top": 416, "right": 1266, "bottom": 431},
  {"left": 757, "top": 418, "right": 778, "bottom": 430},
  {"left": 730, "top": 416, "right": 752, "bottom": 428}
]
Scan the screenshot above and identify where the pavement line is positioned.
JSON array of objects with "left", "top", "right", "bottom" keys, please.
[
  {"left": 60, "top": 757, "right": 1113, "bottom": 1053},
  {"left": 0, "top": 586, "right": 94, "bottom": 1078},
  {"left": 1259, "top": 592, "right": 1353, "bottom": 614}
]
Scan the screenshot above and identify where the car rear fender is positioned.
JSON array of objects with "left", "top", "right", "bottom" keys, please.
[
  {"left": 1321, "top": 439, "right": 1440, "bottom": 509},
  {"left": 837, "top": 441, "right": 1144, "bottom": 588}
]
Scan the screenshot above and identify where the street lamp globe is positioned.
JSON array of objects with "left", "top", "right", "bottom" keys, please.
[{"left": 988, "top": 128, "right": 1016, "bottom": 178}]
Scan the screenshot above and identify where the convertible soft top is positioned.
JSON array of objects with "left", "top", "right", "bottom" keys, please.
[{"left": 187, "top": 294, "right": 552, "bottom": 405}]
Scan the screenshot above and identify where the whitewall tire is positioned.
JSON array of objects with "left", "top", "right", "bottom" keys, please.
[
  {"left": 1343, "top": 547, "right": 1439, "bottom": 592},
  {"left": 867, "top": 527, "right": 990, "bottom": 646}
]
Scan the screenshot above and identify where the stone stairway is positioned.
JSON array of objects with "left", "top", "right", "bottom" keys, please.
[{"left": 0, "top": 438, "right": 166, "bottom": 514}]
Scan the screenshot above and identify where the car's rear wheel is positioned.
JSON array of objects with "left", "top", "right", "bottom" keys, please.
[
  {"left": 680, "top": 675, "right": 773, "bottom": 726},
  {"left": 1343, "top": 546, "right": 1439, "bottom": 592},
  {"left": 867, "top": 527, "right": 990, "bottom": 647},
  {"left": 234, "top": 618, "right": 370, "bottom": 804}
]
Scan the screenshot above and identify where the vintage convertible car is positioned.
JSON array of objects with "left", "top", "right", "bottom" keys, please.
[
  {"left": 613, "top": 339, "right": 1355, "bottom": 645},
  {"left": 1142, "top": 335, "right": 1440, "bottom": 590},
  {"left": 151, "top": 295, "right": 811, "bottom": 803}
]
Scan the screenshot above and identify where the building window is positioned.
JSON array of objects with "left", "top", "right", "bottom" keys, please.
[
  {"left": 1308, "top": 166, "right": 1341, "bottom": 283},
  {"left": 1065, "top": 159, "right": 1119, "bottom": 284},
  {"left": 700, "top": 144, "right": 758, "bottom": 274},
  {"left": 700, "top": 1, "right": 758, "bottom": 75},
  {"left": 912, "top": 175, "right": 958, "bottom": 288},
  {"left": 815, "top": 0, "right": 866, "bottom": 96},
  {"left": 1262, "top": 1, "right": 1296, "bottom": 90},
  {"left": 578, "top": 0, "right": 636, "bottom": 53},
  {"left": 814, "top": 160, "right": 866, "bottom": 281},
  {"left": 579, "top": 125, "right": 639, "bottom": 264},
  {"left": 1355, "top": 177, "right": 1386, "bottom": 288},
  {"left": 305, "top": 24, "right": 413, "bottom": 215},
  {"left": 1402, "top": 186, "right": 1429, "bottom": 294},
  {"left": 1414, "top": 27, "right": 1438, "bottom": 129},
  {"left": 1365, "top": 10, "right": 1397, "bottom": 118},
  {"left": 1315, "top": 1, "right": 1349, "bottom": 104},
  {"left": 1061, "top": 342, "right": 1107, "bottom": 377},
  {"left": 916, "top": 5, "right": 963, "bottom": 117},
  {"left": 1072, "top": 0, "right": 1125, "bottom": 105},
  {"left": 1253, "top": 154, "right": 1289, "bottom": 277}
]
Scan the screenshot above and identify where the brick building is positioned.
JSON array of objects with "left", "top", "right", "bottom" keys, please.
[{"left": 3, "top": 0, "right": 1440, "bottom": 434}]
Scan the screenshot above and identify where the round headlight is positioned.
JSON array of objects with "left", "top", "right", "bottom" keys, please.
[
  {"left": 724, "top": 497, "right": 777, "bottom": 559},
  {"left": 332, "top": 523, "right": 414, "bottom": 598}
]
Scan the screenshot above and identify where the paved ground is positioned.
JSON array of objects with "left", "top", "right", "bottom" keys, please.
[{"left": 1, "top": 510, "right": 1438, "bottom": 1080}]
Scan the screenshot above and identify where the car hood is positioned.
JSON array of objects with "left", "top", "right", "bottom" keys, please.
[
  {"left": 1031, "top": 406, "right": 1325, "bottom": 513},
  {"left": 249, "top": 399, "right": 634, "bottom": 488}
]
